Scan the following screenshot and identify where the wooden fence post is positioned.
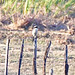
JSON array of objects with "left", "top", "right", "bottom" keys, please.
[
  {"left": 5, "top": 39, "right": 10, "bottom": 75},
  {"left": 65, "top": 45, "right": 69, "bottom": 75},
  {"left": 49, "top": 69, "right": 53, "bottom": 75},
  {"left": 33, "top": 37, "right": 37, "bottom": 75},
  {"left": 43, "top": 41, "right": 51, "bottom": 75},
  {"left": 51, "top": 69, "right": 53, "bottom": 75},
  {"left": 18, "top": 39, "right": 24, "bottom": 75}
]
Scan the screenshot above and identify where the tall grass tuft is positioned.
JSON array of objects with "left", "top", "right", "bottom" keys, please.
[{"left": 0, "top": 0, "right": 75, "bottom": 15}]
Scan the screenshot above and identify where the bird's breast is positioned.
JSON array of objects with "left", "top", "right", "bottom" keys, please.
[{"left": 32, "top": 28, "right": 38, "bottom": 36}]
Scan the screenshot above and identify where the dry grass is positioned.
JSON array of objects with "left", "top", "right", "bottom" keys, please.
[
  {"left": 0, "top": 12, "right": 75, "bottom": 75},
  {"left": 0, "top": 32, "right": 75, "bottom": 75}
]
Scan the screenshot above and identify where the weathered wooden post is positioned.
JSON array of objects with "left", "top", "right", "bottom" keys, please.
[
  {"left": 65, "top": 45, "right": 69, "bottom": 75},
  {"left": 43, "top": 41, "right": 51, "bottom": 75},
  {"left": 49, "top": 69, "right": 53, "bottom": 75},
  {"left": 33, "top": 37, "right": 37, "bottom": 75},
  {"left": 51, "top": 69, "right": 53, "bottom": 75},
  {"left": 32, "top": 25, "right": 38, "bottom": 75},
  {"left": 18, "top": 39, "right": 24, "bottom": 75},
  {"left": 5, "top": 38, "right": 10, "bottom": 75}
]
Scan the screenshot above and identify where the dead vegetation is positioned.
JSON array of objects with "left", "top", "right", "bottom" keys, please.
[
  {"left": 1, "top": 14, "right": 34, "bottom": 30},
  {"left": 0, "top": 12, "right": 75, "bottom": 46},
  {"left": 0, "top": 1, "right": 75, "bottom": 75}
]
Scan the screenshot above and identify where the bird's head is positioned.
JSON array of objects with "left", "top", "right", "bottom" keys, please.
[
  {"left": 32, "top": 23, "right": 38, "bottom": 29},
  {"left": 34, "top": 25, "right": 38, "bottom": 28}
]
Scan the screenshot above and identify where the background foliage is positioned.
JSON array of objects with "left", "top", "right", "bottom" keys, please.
[{"left": 0, "top": 0, "right": 75, "bottom": 16}]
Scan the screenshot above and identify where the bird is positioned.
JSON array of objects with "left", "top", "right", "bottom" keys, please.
[{"left": 32, "top": 25, "right": 38, "bottom": 38}]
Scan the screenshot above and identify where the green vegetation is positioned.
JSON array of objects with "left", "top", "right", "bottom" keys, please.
[{"left": 0, "top": 0, "right": 75, "bottom": 15}]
